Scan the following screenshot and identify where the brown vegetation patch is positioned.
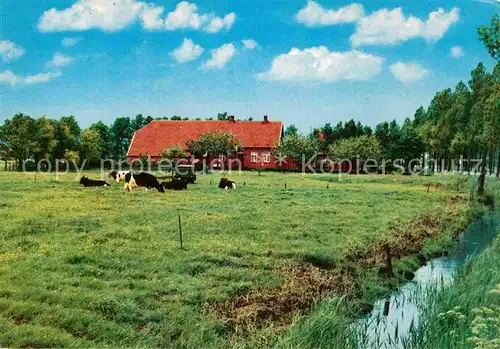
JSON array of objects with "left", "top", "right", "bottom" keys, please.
[
  {"left": 445, "top": 195, "right": 467, "bottom": 205},
  {"left": 207, "top": 266, "right": 355, "bottom": 331},
  {"left": 425, "top": 182, "right": 446, "bottom": 192},
  {"left": 347, "top": 213, "right": 442, "bottom": 269}
]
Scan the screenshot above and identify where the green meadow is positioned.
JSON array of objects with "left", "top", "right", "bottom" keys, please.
[{"left": 0, "top": 170, "right": 496, "bottom": 347}]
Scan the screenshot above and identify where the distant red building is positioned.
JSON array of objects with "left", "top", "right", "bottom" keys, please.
[{"left": 127, "top": 115, "right": 288, "bottom": 169}]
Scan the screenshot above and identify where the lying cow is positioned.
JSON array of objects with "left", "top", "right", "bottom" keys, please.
[
  {"left": 109, "top": 171, "right": 128, "bottom": 182},
  {"left": 111, "top": 171, "right": 164, "bottom": 192},
  {"left": 80, "top": 176, "right": 110, "bottom": 187},
  {"left": 161, "top": 178, "right": 188, "bottom": 191},
  {"left": 219, "top": 178, "right": 236, "bottom": 189}
]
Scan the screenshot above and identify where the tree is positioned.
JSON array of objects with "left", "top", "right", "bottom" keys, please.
[
  {"left": 161, "top": 145, "right": 186, "bottom": 159},
  {"left": 64, "top": 149, "right": 80, "bottom": 163},
  {"left": 131, "top": 114, "right": 147, "bottom": 130},
  {"left": 362, "top": 125, "right": 373, "bottom": 136},
  {"left": 89, "top": 121, "right": 112, "bottom": 159},
  {"left": 0, "top": 126, "right": 9, "bottom": 169},
  {"left": 328, "top": 135, "right": 383, "bottom": 165},
  {"left": 54, "top": 116, "right": 81, "bottom": 159},
  {"left": 80, "top": 129, "right": 103, "bottom": 163},
  {"left": 398, "top": 122, "right": 425, "bottom": 173},
  {"left": 273, "top": 134, "right": 318, "bottom": 169},
  {"left": 375, "top": 122, "right": 390, "bottom": 155},
  {"left": 33, "top": 116, "right": 57, "bottom": 162},
  {"left": 284, "top": 125, "right": 299, "bottom": 137},
  {"left": 110, "top": 117, "right": 133, "bottom": 159},
  {"left": 170, "top": 115, "right": 182, "bottom": 121},
  {"left": 0, "top": 113, "right": 38, "bottom": 169},
  {"left": 413, "top": 106, "right": 426, "bottom": 126},
  {"left": 217, "top": 112, "right": 228, "bottom": 121},
  {"left": 477, "top": 14, "right": 499, "bottom": 60},
  {"left": 186, "top": 131, "right": 242, "bottom": 158},
  {"left": 332, "top": 122, "right": 344, "bottom": 142},
  {"left": 342, "top": 119, "right": 358, "bottom": 139}
]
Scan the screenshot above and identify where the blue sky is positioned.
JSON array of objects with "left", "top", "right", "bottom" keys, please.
[{"left": 0, "top": 0, "right": 498, "bottom": 133}]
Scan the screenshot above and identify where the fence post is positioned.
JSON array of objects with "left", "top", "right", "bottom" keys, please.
[
  {"left": 383, "top": 296, "right": 391, "bottom": 316},
  {"left": 178, "top": 214, "right": 183, "bottom": 249},
  {"left": 284, "top": 183, "right": 287, "bottom": 189}
]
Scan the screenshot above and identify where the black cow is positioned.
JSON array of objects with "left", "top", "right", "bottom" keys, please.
[
  {"left": 123, "top": 171, "right": 164, "bottom": 192},
  {"left": 161, "top": 178, "right": 188, "bottom": 190},
  {"left": 219, "top": 178, "right": 236, "bottom": 189},
  {"left": 80, "top": 176, "right": 110, "bottom": 187}
]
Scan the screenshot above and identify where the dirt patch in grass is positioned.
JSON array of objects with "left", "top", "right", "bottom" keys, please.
[
  {"left": 207, "top": 195, "right": 467, "bottom": 334},
  {"left": 207, "top": 265, "right": 355, "bottom": 332}
]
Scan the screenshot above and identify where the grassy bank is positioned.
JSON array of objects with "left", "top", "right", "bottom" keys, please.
[
  {"left": 404, "top": 227, "right": 500, "bottom": 349},
  {"left": 0, "top": 171, "right": 496, "bottom": 347}
]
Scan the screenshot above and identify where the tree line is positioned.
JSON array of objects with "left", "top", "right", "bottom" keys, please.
[
  {"left": 278, "top": 59, "right": 498, "bottom": 177},
  {"left": 0, "top": 113, "right": 250, "bottom": 170}
]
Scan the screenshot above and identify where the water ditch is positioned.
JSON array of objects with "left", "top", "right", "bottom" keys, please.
[{"left": 354, "top": 214, "right": 500, "bottom": 348}]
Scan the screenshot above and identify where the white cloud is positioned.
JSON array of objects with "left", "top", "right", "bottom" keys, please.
[
  {"left": 0, "top": 40, "right": 25, "bottom": 62},
  {"left": 47, "top": 52, "right": 74, "bottom": 67},
  {"left": 38, "top": 0, "right": 147, "bottom": 32},
  {"left": 38, "top": 0, "right": 235, "bottom": 33},
  {"left": 140, "top": 3, "right": 165, "bottom": 30},
  {"left": 61, "top": 37, "right": 82, "bottom": 46},
  {"left": 0, "top": 70, "right": 19, "bottom": 86},
  {"left": 202, "top": 43, "right": 237, "bottom": 70},
  {"left": 0, "top": 70, "right": 62, "bottom": 86},
  {"left": 24, "top": 71, "right": 63, "bottom": 84},
  {"left": 171, "top": 38, "right": 203, "bottom": 63},
  {"left": 296, "top": 1, "right": 364, "bottom": 27},
  {"left": 165, "top": 1, "right": 235, "bottom": 33},
  {"left": 205, "top": 13, "right": 236, "bottom": 33},
  {"left": 165, "top": 2, "right": 203, "bottom": 30},
  {"left": 389, "top": 62, "right": 428, "bottom": 83},
  {"left": 350, "top": 7, "right": 460, "bottom": 46},
  {"left": 450, "top": 45, "right": 464, "bottom": 58},
  {"left": 473, "top": 0, "right": 500, "bottom": 5},
  {"left": 256, "top": 47, "right": 383, "bottom": 83},
  {"left": 242, "top": 39, "right": 257, "bottom": 50}
]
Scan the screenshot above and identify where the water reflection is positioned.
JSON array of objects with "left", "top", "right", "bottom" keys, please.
[{"left": 355, "top": 215, "right": 499, "bottom": 348}]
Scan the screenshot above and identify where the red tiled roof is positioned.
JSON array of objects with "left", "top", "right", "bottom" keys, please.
[{"left": 127, "top": 120, "right": 283, "bottom": 157}]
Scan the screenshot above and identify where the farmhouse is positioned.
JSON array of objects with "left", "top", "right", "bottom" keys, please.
[{"left": 127, "top": 115, "right": 285, "bottom": 169}]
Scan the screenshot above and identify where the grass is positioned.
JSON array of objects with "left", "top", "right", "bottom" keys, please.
[
  {"left": 405, "top": 227, "right": 500, "bottom": 349},
  {"left": 0, "top": 170, "right": 497, "bottom": 347}
]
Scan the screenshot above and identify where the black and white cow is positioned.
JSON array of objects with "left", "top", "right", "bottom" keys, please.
[
  {"left": 109, "top": 171, "right": 128, "bottom": 182},
  {"left": 111, "top": 171, "right": 164, "bottom": 192},
  {"left": 218, "top": 178, "right": 236, "bottom": 189},
  {"left": 161, "top": 178, "right": 188, "bottom": 190},
  {"left": 80, "top": 176, "right": 110, "bottom": 187}
]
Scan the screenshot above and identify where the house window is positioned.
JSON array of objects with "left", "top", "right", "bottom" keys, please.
[
  {"left": 219, "top": 154, "right": 226, "bottom": 162},
  {"left": 251, "top": 152, "right": 258, "bottom": 163},
  {"left": 262, "top": 152, "right": 271, "bottom": 163}
]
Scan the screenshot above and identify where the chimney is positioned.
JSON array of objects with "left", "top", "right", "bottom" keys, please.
[
  {"left": 316, "top": 129, "right": 324, "bottom": 141},
  {"left": 263, "top": 115, "right": 269, "bottom": 123},
  {"left": 229, "top": 115, "right": 235, "bottom": 122}
]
